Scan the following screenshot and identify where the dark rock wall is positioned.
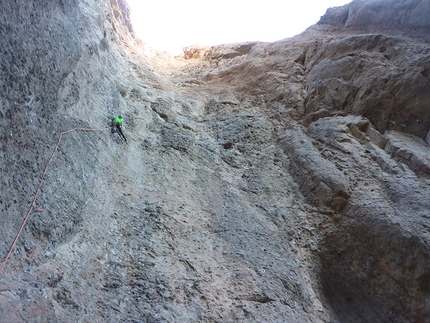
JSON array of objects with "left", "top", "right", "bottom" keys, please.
[
  {"left": 304, "top": 33, "right": 430, "bottom": 137},
  {"left": 0, "top": 0, "right": 429, "bottom": 322},
  {"left": 0, "top": 0, "right": 83, "bottom": 257},
  {"left": 319, "top": 0, "right": 430, "bottom": 34}
]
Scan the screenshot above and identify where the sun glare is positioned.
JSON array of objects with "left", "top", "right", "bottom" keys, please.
[{"left": 126, "top": 0, "right": 351, "bottom": 55}]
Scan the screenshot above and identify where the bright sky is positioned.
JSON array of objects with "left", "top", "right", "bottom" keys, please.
[{"left": 127, "top": 0, "right": 351, "bottom": 55}]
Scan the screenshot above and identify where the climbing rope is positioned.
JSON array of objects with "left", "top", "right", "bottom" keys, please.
[{"left": 0, "top": 126, "right": 109, "bottom": 276}]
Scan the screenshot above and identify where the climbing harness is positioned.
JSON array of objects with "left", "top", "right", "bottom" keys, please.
[{"left": 112, "top": 123, "right": 127, "bottom": 142}]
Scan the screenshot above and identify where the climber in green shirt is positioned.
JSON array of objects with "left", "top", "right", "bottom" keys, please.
[{"left": 111, "top": 115, "right": 127, "bottom": 142}]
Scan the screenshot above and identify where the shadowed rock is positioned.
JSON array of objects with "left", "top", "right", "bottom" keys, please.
[{"left": 1, "top": 0, "right": 430, "bottom": 322}]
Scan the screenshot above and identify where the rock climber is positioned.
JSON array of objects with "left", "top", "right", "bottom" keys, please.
[{"left": 111, "top": 115, "right": 127, "bottom": 142}]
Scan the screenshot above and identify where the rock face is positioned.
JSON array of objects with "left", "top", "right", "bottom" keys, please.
[{"left": 1, "top": 0, "right": 430, "bottom": 322}]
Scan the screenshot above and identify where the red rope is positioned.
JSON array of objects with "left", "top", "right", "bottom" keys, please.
[{"left": 0, "top": 127, "right": 109, "bottom": 275}]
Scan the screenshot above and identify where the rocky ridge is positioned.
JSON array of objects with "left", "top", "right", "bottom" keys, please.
[{"left": 1, "top": 0, "right": 430, "bottom": 322}]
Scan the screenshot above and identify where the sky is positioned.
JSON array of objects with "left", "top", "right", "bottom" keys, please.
[{"left": 126, "top": 0, "right": 352, "bottom": 55}]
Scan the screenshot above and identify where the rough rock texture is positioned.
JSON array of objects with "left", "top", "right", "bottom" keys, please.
[{"left": 1, "top": 0, "right": 430, "bottom": 322}]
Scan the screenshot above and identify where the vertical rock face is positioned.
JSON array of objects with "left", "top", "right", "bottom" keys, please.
[
  {"left": 0, "top": 0, "right": 83, "bottom": 272},
  {"left": 0, "top": 0, "right": 429, "bottom": 322},
  {"left": 304, "top": 33, "right": 430, "bottom": 138},
  {"left": 319, "top": 0, "right": 430, "bottom": 32}
]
